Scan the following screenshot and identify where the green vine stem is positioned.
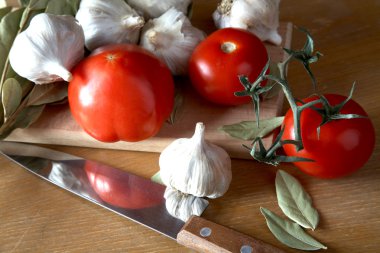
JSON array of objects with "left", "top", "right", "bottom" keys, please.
[
  {"left": 235, "top": 27, "right": 324, "bottom": 164},
  {"left": 235, "top": 28, "right": 368, "bottom": 166}
]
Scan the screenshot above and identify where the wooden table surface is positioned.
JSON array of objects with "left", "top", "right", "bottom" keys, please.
[{"left": 1, "top": 0, "right": 379, "bottom": 252}]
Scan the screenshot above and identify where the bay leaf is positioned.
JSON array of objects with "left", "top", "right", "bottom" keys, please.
[
  {"left": 0, "top": 104, "right": 45, "bottom": 139},
  {"left": 1, "top": 78, "right": 22, "bottom": 120},
  {"left": 27, "top": 0, "right": 51, "bottom": 10},
  {"left": 0, "top": 7, "right": 12, "bottom": 21},
  {"left": 276, "top": 170, "right": 319, "bottom": 230},
  {"left": 219, "top": 116, "right": 284, "bottom": 141},
  {"left": 260, "top": 207, "right": 327, "bottom": 251},
  {"left": 0, "top": 7, "right": 25, "bottom": 78},
  {"left": 20, "top": 0, "right": 31, "bottom": 7},
  {"left": 26, "top": 82, "right": 68, "bottom": 106},
  {"left": 14, "top": 104, "right": 45, "bottom": 129},
  {"left": 151, "top": 171, "right": 164, "bottom": 185},
  {"left": 45, "top": 0, "right": 80, "bottom": 16}
]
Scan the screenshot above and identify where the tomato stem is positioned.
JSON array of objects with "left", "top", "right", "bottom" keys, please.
[{"left": 221, "top": 42, "right": 237, "bottom": 54}]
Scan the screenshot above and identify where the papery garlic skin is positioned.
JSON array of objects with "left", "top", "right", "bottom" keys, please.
[
  {"left": 213, "top": 0, "right": 282, "bottom": 45},
  {"left": 140, "top": 8, "right": 205, "bottom": 75},
  {"left": 9, "top": 13, "right": 84, "bottom": 84},
  {"left": 159, "top": 122, "right": 232, "bottom": 198},
  {"left": 127, "top": 0, "right": 192, "bottom": 19},
  {"left": 164, "top": 187, "right": 209, "bottom": 222},
  {"left": 76, "top": 0, "right": 144, "bottom": 51}
]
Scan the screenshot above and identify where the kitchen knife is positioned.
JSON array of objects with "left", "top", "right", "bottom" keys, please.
[{"left": 0, "top": 141, "right": 285, "bottom": 253}]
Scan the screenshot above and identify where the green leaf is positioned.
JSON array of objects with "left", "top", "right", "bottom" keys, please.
[
  {"left": 151, "top": 171, "right": 164, "bottom": 185},
  {"left": 0, "top": 7, "right": 25, "bottom": 78},
  {"left": 0, "top": 7, "right": 12, "bottom": 21},
  {"left": 1, "top": 78, "right": 22, "bottom": 120},
  {"left": 275, "top": 170, "right": 319, "bottom": 230},
  {"left": 28, "top": 0, "right": 51, "bottom": 10},
  {"left": 0, "top": 104, "right": 45, "bottom": 139},
  {"left": 260, "top": 207, "right": 327, "bottom": 251},
  {"left": 20, "top": 0, "right": 31, "bottom": 7},
  {"left": 26, "top": 82, "right": 67, "bottom": 106},
  {"left": 45, "top": 0, "right": 81, "bottom": 16},
  {"left": 219, "top": 117, "right": 284, "bottom": 141}
]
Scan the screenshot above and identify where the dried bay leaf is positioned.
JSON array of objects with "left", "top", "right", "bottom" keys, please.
[
  {"left": 45, "top": 0, "right": 81, "bottom": 16},
  {"left": 0, "top": 7, "right": 25, "bottom": 79},
  {"left": 26, "top": 82, "right": 68, "bottom": 106},
  {"left": 219, "top": 116, "right": 284, "bottom": 141},
  {"left": 0, "top": 7, "right": 12, "bottom": 21},
  {"left": 276, "top": 170, "right": 319, "bottom": 230},
  {"left": 27, "top": 0, "right": 51, "bottom": 10},
  {"left": 0, "top": 7, "right": 24, "bottom": 47},
  {"left": 0, "top": 104, "right": 45, "bottom": 139},
  {"left": 260, "top": 207, "right": 327, "bottom": 251},
  {"left": 2, "top": 78, "right": 22, "bottom": 120}
]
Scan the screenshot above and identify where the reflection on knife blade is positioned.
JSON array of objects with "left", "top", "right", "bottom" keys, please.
[{"left": 0, "top": 141, "right": 285, "bottom": 253}]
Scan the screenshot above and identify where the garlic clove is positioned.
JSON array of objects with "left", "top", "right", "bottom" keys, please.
[
  {"left": 75, "top": 0, "right": 145, "bottom": 51},
  {"left": 159, "top": 122, "right": 232, "bottom": 198},
  {"left": 126, "top": 0, "right": 192, "bottom": 19},
  {"left": 9, "top": 13, "right": 85, "bottom": 84},
  {"left": 164, "top": 187, "right": 209, "bottom": 222},
  {"left": 213, "top": 0, "right": 282, "bottom": 45},
  {"left": 140, "top": 7, "right": 205, "bottom": 75}
]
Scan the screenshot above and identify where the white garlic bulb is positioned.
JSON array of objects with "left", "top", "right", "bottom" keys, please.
[
  {"left": 126, "top": 0, "right": 192, "bottom": 19},
  {"left": 213, "top": 0, "right": 282, "bottom": 45},
  {"left": 140, "top": 8, "right": 205, "bottom": 75},
  {"left": 76, "top": 0, "right": 145, "bottom": 51},
  {"left": 164, "top": 187, "right": 209, "bottom": 222},
  {"left": 159, "top": 122, "right": 232, "bottom": 198},
  {"left": 9, "top": 13, "right": 85, "bottom": 84}
]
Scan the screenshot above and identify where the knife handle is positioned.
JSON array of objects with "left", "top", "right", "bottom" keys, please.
[{"left": 177, "top": 216, "right": 285, "bottom": 253}]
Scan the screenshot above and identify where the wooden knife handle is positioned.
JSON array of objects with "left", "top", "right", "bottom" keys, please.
[{"left": 177, "top": 216, "right": 285, "bottom": 253}]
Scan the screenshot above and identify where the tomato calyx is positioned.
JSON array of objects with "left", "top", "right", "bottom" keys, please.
[
  {"left": 282, "top": 27, "right": 323, "bottom": 90},
  {"left": 245, "top": 127, "right": 313, "bottom": 166},
  {"left": 311, "top": 83, "right": 368, "bottom": 136}
]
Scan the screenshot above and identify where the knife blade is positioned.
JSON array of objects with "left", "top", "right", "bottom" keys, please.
[{"left": 0, "top": 141, "right": 285, "bottom": 253}]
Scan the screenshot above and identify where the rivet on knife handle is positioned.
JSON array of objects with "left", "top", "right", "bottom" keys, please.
[{"left": 177, "top": 216, "right": 285, "bottom": 253}]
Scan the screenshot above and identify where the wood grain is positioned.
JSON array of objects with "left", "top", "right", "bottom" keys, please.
[
  {"left": 3, "top": 23, "right": 292, "bottom": 159},
  {"left": 1, "top": 0, "right": 380, "bottom": 253}
]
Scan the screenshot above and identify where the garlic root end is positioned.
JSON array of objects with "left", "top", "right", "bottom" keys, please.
[{"left": 122, "top": 16, "right": 145, "bottom": 30}]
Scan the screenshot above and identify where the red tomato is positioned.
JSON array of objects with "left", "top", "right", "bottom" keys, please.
[
  {"left": 188, "top": 28, "right": 268, "bottom": 105},
  {"left": 282, "top": 94, "right": 375, "bottom": 179},
  {"left": 85, "top": 161, "right": 164, "bottom": 209},
  {"left": 68, "top": 44, "right": 174, "bottom": 142}
]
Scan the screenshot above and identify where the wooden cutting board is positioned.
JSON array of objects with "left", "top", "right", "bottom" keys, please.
[{"left": 5, "top": 23, "right": 292, "bottom": 159}]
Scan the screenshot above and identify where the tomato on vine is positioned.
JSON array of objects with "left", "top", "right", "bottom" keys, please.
[{"left": 281, "top": 94, "right": 375, "bottom": 179}]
